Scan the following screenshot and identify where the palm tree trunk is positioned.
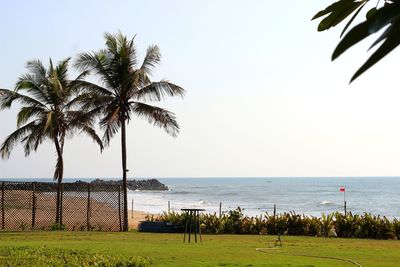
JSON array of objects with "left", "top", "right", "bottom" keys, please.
[
  {"left": 54, "top": 137, "right": 64, "bottom": 225},
  {"left": 121, "top": 118, "right": 128, "bottom": 231}
]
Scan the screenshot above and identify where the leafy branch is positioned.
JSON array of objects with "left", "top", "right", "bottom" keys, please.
[{"left": 312, "top": 0, "right": 400, "bottom": 82}]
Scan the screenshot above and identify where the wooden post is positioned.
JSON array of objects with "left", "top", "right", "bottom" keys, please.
[
  {"left": 1, "top": 182, "right": 4, "bottom": 229},
  {"left": 168, "top": 201, "right": 170, "bottom": 213},
  {"left": 131, "top": 199, "right": 134, "bottom": 219},
  {"left": 87, "top": 184, "right": 91, "bottom": 231},
  {"left": 183, "top": 212, "right": 188, "bottom": 243},
  {"left": 60, "top": 184, "right": 63, "bottom": 226},
  {"left": 219, "top": 202, "right": 222, "bottom": 218},
  {"left": 32, "top": 182, "right": 36, "bottom": 229},
  {"left": 188, "top": 211, "right": 193, "bottom": 243},
  {"left": 54, "top": 183, "right": 58, "bottom": 224},
  {"left": 342, "top": 188, "right": 347, "bottom": 216},
  {"left": 194, "top": 210, "right": 198, "bottom": 243},
  {"left": 273, "top": 204, "right": 276, "bottom": 217},
  {"left": 118, "top": 186, "right": 122, "bottom": 231},
  {"left": 199, "top": 210, "right": 203, "bottom": 243}
]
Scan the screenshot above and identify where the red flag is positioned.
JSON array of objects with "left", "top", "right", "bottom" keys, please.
[{"left": 339, "top": 187, "right": 345, "bottom": 192}]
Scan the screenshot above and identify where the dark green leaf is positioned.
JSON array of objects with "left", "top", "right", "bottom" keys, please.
[
  {"left": 366, "top": 7, "right": 377, "bottom": 19},
  {"left": 332, "top": 2, "right": 400, "bottom": 60},
  {"left": 351, "top": 21, "right": 400, "bottom": 82},
  {"left": 340, "top": 2, "right": 367, "bottom": 37},
  {"left": 312, "top": 0, "right": 354, "bottom": 20},
  {"left": 368, "top": 26, "right": 391, "bottom": 49},
  {"left": 313, "top": 0, "right": 368, "bottom": 32}
]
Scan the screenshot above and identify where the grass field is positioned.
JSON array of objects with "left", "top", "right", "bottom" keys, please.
[{"left": 0, "top": 231, "right": 399, "bottom": 266}]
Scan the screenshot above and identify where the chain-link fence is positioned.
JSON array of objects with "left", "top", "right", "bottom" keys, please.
[{"left": 0, "top": 181, "right": 124, "bottom": 231}]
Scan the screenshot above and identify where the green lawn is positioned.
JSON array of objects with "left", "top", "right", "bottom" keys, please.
[{"left": 0, "top": 231, "right": 399, "bottom": 266}]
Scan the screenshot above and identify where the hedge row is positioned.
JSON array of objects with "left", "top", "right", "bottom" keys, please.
[{"left": 151, "top": 207, "right": 400, "bottom": 239}]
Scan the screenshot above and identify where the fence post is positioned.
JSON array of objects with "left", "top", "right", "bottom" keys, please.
[
  {"left": 131, "top": 199, "right": 134, "bottom": 219},
  {"left": 32, "top": 182, "right": 36, "bottom": 229},
  {"left": 219, "top": 202, "right": 222, "bottom": 218},
  {"left": 55, "top": 183, "right": 60, "bottom": 225},
  {"left": 60, "top": 184, "right": 63, "bottom": 226},
  {"left": 1, "top": 182, "right": 4, "bottom": 229},
  {"left": 87, "top": 183, "right": 91, "bottom": 231},
  {"left": 118, "top": 185, "right": 122, "bottom": 232}
]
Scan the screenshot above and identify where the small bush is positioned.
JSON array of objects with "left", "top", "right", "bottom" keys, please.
[{"left": 49, "top": 223, "right": 65, "bottom": 231}]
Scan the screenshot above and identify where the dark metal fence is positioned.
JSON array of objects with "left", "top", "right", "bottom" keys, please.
[{"left": 0, "top": 181, "right": 124, "bottom": 231}]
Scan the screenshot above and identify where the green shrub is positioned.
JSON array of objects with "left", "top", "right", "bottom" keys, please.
[
  {"left": 392, "top": 218, "right": 400, "bottom": 240},
  {"left": 49, "top": 223, "right": 65, "bottom": 231},
  {"left": 157, "top": 210, "right": 184, "bottom": 225},
  {"left": 154, "top": 207, "right": 400, "bottom": 240}
]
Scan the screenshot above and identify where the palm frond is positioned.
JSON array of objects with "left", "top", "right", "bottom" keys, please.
[
  {"left": 0, "top": 89, "right": 18, "bottom": 109},
  {"left": 106, "top": 31, "right": 137, "bottom": 68},
  {"left": 0, "top": 89, "right": 47, "bottom": 110},
  {"left": 17, "top": 106, "right": 46, "bottom": 127},
  {"left": 131, "top": 68, "right": 152, "bottom": 89},
  {"left": 25, "top": 59, "right": 48, "bottom": 86},
  {"left": 133, "top": 81, "right": 185, "bottom": 102},
  {"left": 21, "top": 123, "right": 45, "bottom": 156},
  {"left": 66, "top": 92, "right": 114, "bottom": 114},
  {"left": 75, "top": 123, "right": 104, "bottom": 151},
  {"left": 104, "top": 32, "right": 120, "bottom": 55},
  {"left": 55, "top": 58, "right": 71, "bottom": 83},
  {"left": 100, "top": 105, "right": 121, "bottom": 145},
  {"left": 73, "top": 69, "right": 90, "bottom": 81},
  {"left": 16, "top": 74, "right": 51, "bottom": 105},
  {"left": 71, "top": 80, "right": 114, "bottom": 96},
  {"left": 131, "top": 102, "right": 179, "bottom": 137},
  {"left": 66, "top": 110, "right": 94, "bottom": 126},
  {"left": 140, "top": 45, "right": 161, "bottom": 76},
  {"left": 0, "top": 121, "right": 38, "bottom": 159},
  {"left": 75, "top": 52, "right": 119, "bottom": 91},
  {"left": 74, "top": 52, "right": 99, "bottom": 71}
]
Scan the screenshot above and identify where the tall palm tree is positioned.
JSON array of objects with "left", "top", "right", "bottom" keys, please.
[
  {"left": 0, "top": 58, "right": 103, "bottom": 224},
  {"left": 74, "top": 32, "right": 185, "bottom": 231}
]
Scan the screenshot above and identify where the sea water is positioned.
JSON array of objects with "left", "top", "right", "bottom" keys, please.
[
  {"left": 2, "top": 177, "right": 399, "bottom": 218},
  {"left": 127, "top": 177, "right": 400, "bottom": 218}
]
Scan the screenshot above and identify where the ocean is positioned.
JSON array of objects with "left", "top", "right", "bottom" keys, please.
[
  {"left": 1, "top": 177, "right": 399, "bottom": 218},
  {"left": 127, "top": 177, "right": 400, "bottom": 218}
]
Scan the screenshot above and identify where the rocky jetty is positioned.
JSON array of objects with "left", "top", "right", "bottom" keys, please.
[
  {"left": 1, "top": 178, "right": 169, "bottom": 191},
  {"left": 90, "top": 178, "right": 169, "bottom": 191}
]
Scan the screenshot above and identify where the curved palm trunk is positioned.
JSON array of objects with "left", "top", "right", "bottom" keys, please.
[
  {"left": 121, "top": 118, "right": 128, "bottom": 231},
  {"left": 54, "top": 137, "right": 64, "bottom": 225}
]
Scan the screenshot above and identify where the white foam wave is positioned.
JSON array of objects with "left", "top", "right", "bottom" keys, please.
[{"left": 320, "top": 200, "right": 334, "bottom": 205}]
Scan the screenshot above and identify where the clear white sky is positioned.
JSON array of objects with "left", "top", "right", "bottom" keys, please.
[{"left": 1, "top": 0, "right": 400, "bottom": 178}]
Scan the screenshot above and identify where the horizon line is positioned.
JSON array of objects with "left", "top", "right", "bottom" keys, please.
[{"left": 1, "top": 176, "right": 400, "bottom": 180}]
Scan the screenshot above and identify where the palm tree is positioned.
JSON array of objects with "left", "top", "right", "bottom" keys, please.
[
  {"left": 0, "top": 58, "right": 103, "bottom": 224},
  {"left": 74, "top": 32, "right": 185, "bottom": 231}
]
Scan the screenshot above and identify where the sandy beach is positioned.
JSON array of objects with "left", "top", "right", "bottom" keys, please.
[
  {"left": 128, "top": 210, "right": 153, "bottom": 229},
  {"left": 1, "top": 189, "right": 154, "bottom": 231}
]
